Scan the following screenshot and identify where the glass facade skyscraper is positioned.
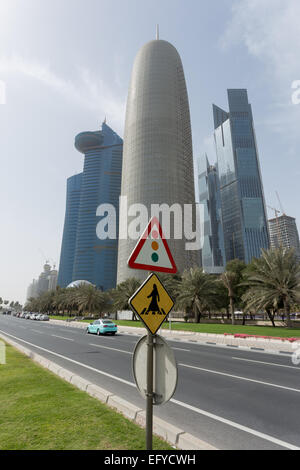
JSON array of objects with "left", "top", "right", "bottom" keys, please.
[
  {"left": 57, "top": 173, "right": 82, "bottom": 288},
  {"left": 58, "top": 122, "right": 123, "bottom": 290},
  {"left": 198, "top": 156, "right": 225, "bottom": 273},
  {"left": 213, "top": 89, "right": 269, "bottom": 264}
]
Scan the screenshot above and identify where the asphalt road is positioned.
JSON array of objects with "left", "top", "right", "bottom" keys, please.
[{"left": 1, "top": 315, "right": 300, "bottom": 450}]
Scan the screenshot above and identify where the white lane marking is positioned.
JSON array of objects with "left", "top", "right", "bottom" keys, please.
[
  {"left": 170, "top": 399, "right": 300, "bottom": 450},
  {"left": 0, "top": 330, "right": 134, "bottom": 387},
  {"left": 232, "top": 356, "right": 300, "bottom": 370},
  {"left": 179, "top": 363, "right": 300, "bottom": 394},
  {"left": 89, "top": 344, "right": 132, "bottom": 355},
  {"left": 58, "top": 329, "right": 80, "bottom": 334},
  {"left": 172, "top": 347, "right": 191, "bottom": 352},
  {"left": 1, "top": 329, "right": 299, "bottom": 450},
  {"left": 51, "top": 335, "right": 74, "bottom": 342}
]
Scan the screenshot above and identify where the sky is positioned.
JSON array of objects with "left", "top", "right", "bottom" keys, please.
[{"left": 0, "top": 0, "right": 300, "bottom": 304}]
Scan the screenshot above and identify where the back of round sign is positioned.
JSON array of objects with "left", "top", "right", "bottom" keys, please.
[{"left": 132, "top": 334, "right": 178, "bottom": 406}]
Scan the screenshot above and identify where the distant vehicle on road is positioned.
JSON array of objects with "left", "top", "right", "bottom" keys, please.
[
  {"left": 40, "top": 315, "right": 49, "bottom": 321},
  {"left": 86, "top": 319, "right": 117, "bottom": 336}
]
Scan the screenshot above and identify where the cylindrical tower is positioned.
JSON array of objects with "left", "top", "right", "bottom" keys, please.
[
  {"left": 57, "top": 173, "right": 82, "bottom": 288},
  {"left": 117, "top": 39, "right": 197, "bottom": 283},
  {"left": 72, "top": 122, "right": 123, "bottom": 291}
]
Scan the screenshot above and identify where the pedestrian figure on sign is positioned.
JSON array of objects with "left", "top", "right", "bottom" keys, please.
[{"left": 145, "top": 284, "right": 161, "bottom": 315}]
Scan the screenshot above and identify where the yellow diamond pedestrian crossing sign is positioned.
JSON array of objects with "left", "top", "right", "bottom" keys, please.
[{"left": 129, "top": 273, "right": 175, "bottom": 335}]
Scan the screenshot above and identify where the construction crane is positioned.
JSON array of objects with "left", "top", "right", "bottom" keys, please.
[
  {"left": 275, "top": 191, "right": 286, "bottom": 216},
  {"left": 267, "top": 205, "right": 282, "bottom": 247},
  {"left": 267, "top": 205, "right": 281, "bottom": 218}
]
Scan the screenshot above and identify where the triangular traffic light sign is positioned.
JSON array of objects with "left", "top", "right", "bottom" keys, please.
[{"left": 127, "top": 217, "right": 177, "bottom": 274}]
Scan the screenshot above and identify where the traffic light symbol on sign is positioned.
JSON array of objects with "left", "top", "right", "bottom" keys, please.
[
  {"left": 151, "top": 230, "right": 159, "bottom": 263},
  {"left": 127, "top": 217, "right": 177, "bottom": 274}
]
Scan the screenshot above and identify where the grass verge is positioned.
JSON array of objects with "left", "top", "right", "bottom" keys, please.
[
  {"left": 49, "top": 316, "right": 300, "bottom": 338},
  {"left": 115, "top": 320, "right": 300, "bottom": 338},
  {"left": 0, "top": 342, "right": 172, "bottom": 450}
]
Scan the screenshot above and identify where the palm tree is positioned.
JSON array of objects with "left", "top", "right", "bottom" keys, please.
[
  {"left": 177, "top": 267, "right": 216, "bottom": 323},
  {"left": 219, "top": 260, "right": 247, "bottom": 325},
  {"left": 44, "top": 291, "right": 59, "bottom": 314},
  {"left": 242, "top": 289, "right": 278, "bottom": 327},
  {"left": 242, "top": 247, "right": 300, "bottom": 328},
  {"left": 25, "top": 297, "right": 40, "bottom": 312},
  {"left": 13, "top": 301, "right": 22, "bottom": 311},
  {"left": 74, "top": 284, "right": 108, "bottom": 316},
  {"left": 156, "top": 273, "right": 182, "bottom": 304},
  {"left": 110, "top": 278, "right": 141, "bottom": 320},
  {"left": 220, "top": 271, "right": 239, "bottom": 325},
  {"left": 51, "top": 288, "right": 72, "bottom": 315}
]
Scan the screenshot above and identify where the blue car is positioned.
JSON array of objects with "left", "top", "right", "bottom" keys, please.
[{"left": 86, "top": 319, "right": 117, "bottom": 336}]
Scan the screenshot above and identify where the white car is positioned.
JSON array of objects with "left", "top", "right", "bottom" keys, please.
[{"left": 30, "top": 313, "right": 38, "bottom": 320}]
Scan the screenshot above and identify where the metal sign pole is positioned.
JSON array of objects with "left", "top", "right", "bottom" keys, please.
[{"left": 146, "top": 330, "right": 154, "bottom": 450}]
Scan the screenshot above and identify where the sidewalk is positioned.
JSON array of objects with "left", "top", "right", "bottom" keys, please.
[{"left": 50, "top": 319, "right": 298, "bottom": 354}]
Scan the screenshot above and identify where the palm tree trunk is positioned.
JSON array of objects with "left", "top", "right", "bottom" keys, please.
[
  {"left": 193, "top": 304, "right": 200, "bottom": 323},
  {"left": 266, "top": 308, "right": 276, "bottom": 328},
  {"left": 283, "top": 299, "right": 292, "bottom": 328},
  {"left": 230, "top": 296, "right": 235, "bottom": 325},
  {"left": 226, "top": 306, "right": 230, "bottom": 320}
]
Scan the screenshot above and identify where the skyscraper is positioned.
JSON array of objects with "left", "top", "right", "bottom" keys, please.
[
  {"left": 57, "top": 173, "right": 82, "bottom": 288},
  {"left": 58, "top": 122, "right": 123, "bottom": 290},
  {"left": 117, "top": 38, "right": 197, "bottom": 283},
  {"left": 198, "top": 156, "right": 225, "bottom": 273},
  {"left": 269, "top": 214, "right": 300, "bottom": 261},
  {"left": 213, "top": 89, "right": 269, "bottom": 264}
]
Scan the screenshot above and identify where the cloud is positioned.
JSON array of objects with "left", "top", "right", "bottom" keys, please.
[
  {"left": 0, "top": 55, "right": 126, "bottom": 132},
  {"left": 222, "top": 0, "right": 300, "bottom": 142},
  {"left": 223, "top": 0, "right": 300, "bottom": 81}
]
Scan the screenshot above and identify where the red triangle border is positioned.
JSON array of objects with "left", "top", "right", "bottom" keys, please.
[{"left": 127, "top": 217, "right": 177, "bottom": 274}]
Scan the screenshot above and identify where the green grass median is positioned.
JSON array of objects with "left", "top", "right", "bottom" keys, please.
[
  {"left": 113, "top": 320, "right": 300, "bottom": 338},
  {"left": 49, "top": 315, "right": 300, "bottom": 338},
  {"left": 0, "top": 343, "right": 172, "bottom": 450}
]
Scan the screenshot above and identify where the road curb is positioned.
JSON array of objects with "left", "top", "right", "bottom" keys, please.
[
  {"left": 49, "top": 319, "right": 296, "bottom": 354},
  {"left": 0, "top": 332, "right": 217, "bottom": 451}
]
